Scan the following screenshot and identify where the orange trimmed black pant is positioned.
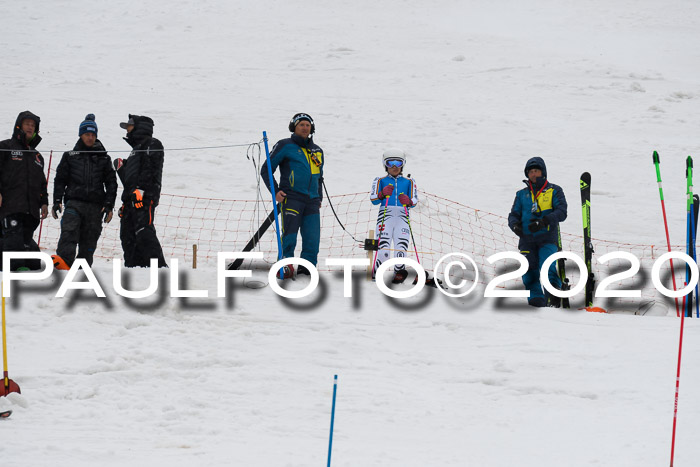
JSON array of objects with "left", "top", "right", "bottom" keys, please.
[{"left": 119, "top": 200, "right": 167, "bottom": 268}]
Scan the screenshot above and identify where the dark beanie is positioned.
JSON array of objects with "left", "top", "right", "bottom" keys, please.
[{"left": 79, "top": 114, "right": 98, "bottom": 136}]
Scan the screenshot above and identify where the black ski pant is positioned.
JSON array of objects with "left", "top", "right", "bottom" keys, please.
[
  {"left": 120, "top": 201, "right": 167, "bottom": 268},
  {"left": 0, "top": 213, "right": 41, "bottom": 271},
  {"left": 56, "top": 200, "right": 103, "bottom": 267}
]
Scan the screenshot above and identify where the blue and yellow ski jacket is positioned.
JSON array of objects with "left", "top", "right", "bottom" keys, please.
[
  {"left": 507, "top": 157, "right": 567, "bottom": 246},
  {"left": 261, "top": 134, "right": 324, "bottom": 200}
]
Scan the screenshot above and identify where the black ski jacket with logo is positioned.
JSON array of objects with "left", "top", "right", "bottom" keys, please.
[
  {"left": 118, "top": 115, "right": 165, "bottom": 207},
  {"left": 0, "top": 111, "right": 48, "bottom": 220},
  {"left": 53, "top": 139, "right": 118, "bottom": 210}
]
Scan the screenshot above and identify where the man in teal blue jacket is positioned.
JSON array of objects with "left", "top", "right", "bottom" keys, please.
[
  {"left": 261, "top": 113, "right": 324, "bottom": 278},
  {"left": 508, "top": 157, "right": 567, "bottom": 307}
]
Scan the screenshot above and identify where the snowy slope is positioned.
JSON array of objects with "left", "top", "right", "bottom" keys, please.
[
  {"left": 2, "top": 1, "right": 700, "bottom": 465},
  {"left": 4, "top": 271, "right": 700, "bottom": 467}
]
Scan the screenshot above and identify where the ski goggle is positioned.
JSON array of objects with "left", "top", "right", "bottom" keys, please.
[{"left": 385, "top": 159, "right": 404, "bottom": 168}]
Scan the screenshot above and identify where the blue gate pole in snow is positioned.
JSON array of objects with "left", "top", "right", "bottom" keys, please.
[
  {"left": 685, "top": 157, "right": 695, "bottom": 317},
  {"left": 687, "top": 198, "right": 695, "bottom": 318},
  {"left": 693, "top": 195, "right": 699, "bottom": 318},
  {"left": 327, "top": 375, "right": 338, "bottom": 467},
  {"left": 693, "top": 193, "right": 700, "bottom": 318},
  {"left": 263, "top": 131, "right": 284, "bottom": 278}
]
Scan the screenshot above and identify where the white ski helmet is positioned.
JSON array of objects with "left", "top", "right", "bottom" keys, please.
[{"left": 382, "top": 148, "right": 406, "bottom": 166}]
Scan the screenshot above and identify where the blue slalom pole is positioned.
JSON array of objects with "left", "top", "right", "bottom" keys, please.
[
  {"left": 263, "top": 131, "right": 284, "bottom": 277},
  {"left": 685, "top": 157, "right": 693, "bottom": 317},
  {"left": 690, "top": 206, "right": 698, "bottom": 318},
  {"left": 686, "top": 209, "right": 692, "bottom": 317},
  {"left": 692, "top": 195, "right": 699, "bottom": 318},
  {"left": 327, "top": 375, "right": 338, "bottom": 467}
]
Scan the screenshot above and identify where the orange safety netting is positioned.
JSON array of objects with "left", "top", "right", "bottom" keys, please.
[{"left": 38, "top": 189, "right": 682, "bottom": 305}]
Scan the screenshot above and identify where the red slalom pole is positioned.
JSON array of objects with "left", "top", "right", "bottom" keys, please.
[
  {"left": 37, "top": 149, "right": 53, "bottom": 248},
  {"left": 670, "top": 156, "right": 695, "bottom": 465},
  {"left": 670, "top": 294, "right": 686, "bottom": 466},
  {"left": 653, "top": 151, "right": 681, "bottom": 317}
]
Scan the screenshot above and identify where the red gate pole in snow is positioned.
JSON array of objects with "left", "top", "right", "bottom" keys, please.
[
  {"left": 670, "top": 287, "right": 687, "bottom": 466},
  {"left": 670, "top": 156, "right": 695, "bottom": 466},
  {"left": 653, "top": 151, "right": 681, "bottom": 317}
]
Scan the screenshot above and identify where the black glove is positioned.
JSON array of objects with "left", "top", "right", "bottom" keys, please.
[
  {"left": 51, "top": 203, "right": 62, "bottom": 219},
  {"left": 103, "top": 205, "right": 113, "bottom": 222},
  {"left": 118, "top": 205, "right": 124, "bottom": 218},
  {"left": 512, "top": 222, "right": 523, "bottom": 237},
  {"left": 528, "top": 217, "right": 549, "bottom": 233}
]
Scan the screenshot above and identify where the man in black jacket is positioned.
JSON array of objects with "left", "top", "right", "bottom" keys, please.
[
  {"left": 51, "top": 114, "right": 118, "bottom": 269},
  {"left": 0, "top": 111, "right": 48, "bottom": 271},
  {"left": 115, "top": 114, "right": 167, "bottom": 268}
]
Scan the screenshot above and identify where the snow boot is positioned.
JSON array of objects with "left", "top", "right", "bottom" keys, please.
[
  {"left": 546, "top": 293, "right": 561, "bottom": 308},
  {"left": 276, "top": 264, "right": 295, "bottom": 280},
  {"left": 297, "top": 265, "right": 311, "bottom": 276},
  {"left": 392, "top": 269, "right": 409, "bottom": 284}
]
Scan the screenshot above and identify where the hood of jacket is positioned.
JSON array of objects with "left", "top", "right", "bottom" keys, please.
[
  {"left": 12, "top": 110, "right": 41, "bottom": 149},
  {"left": 524, "top": 156, "right": 547, "bottom": 179},
  {"left": 523, "top": 156, "right": 548, "bottom": 190},
  {"left": 124, "top": 114, "right": 154, "bottom": 147}
]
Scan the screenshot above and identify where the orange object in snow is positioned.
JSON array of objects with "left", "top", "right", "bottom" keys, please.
[{"left": 51, "top": 255, "right": 70, "bottom": 270}]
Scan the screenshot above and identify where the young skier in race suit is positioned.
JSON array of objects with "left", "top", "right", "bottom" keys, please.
[
  {"left": 0, "top": 110, "right": 49, "bottom": 271},
  {"left": 260, "top": 113, "right": 324, "bottom": 279},
  {"left": 507, "top": 157, "right": 567, "bottom": 307},
  {"left": 51, "top": 114, "right": 117, "bottom": 269},
  {"left": 370, "top": 148, "right": 418, "bottom": 284}
]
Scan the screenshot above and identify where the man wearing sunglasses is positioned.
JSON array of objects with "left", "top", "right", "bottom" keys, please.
[
  {"left": 261, "top": 113, "right": 324, "bottom": 279},
  {"left": 370, "top": 148, "right": 418, "bottom": 284}
]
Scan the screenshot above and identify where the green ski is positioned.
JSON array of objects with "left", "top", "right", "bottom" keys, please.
[{"left": 580, "top": 172, "right": 594, "bottom": 307}]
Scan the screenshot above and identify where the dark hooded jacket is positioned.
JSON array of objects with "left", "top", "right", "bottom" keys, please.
[
  {"left": 118, "top": 115, "right": 164, "bottom": 206},
  {"left": 0, "top": 111, "right": 48, "bottom": 220},
  {"left": 53, "top": 138, "right": 118, "bottom": 210},
  {"left": 508, "top": 157, "right": 567, "bottom": 247}
]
